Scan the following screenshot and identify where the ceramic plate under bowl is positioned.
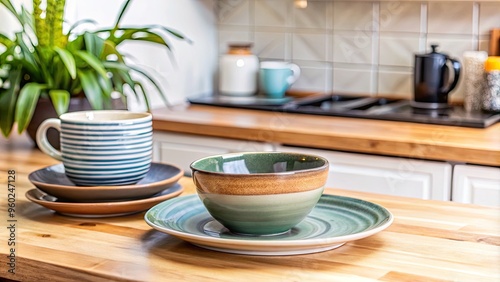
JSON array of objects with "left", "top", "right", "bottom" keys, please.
[
  {"left": 28, "top": 162, "right": 183, "bottom": 202},
  {"left": 25, "top": 184, "right": 184, "bottom": 217},
  {"left": 144, "top": 194, "right": 393, "bottom": 256}
]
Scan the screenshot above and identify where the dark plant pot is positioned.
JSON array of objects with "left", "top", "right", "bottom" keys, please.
[{"left": 27, "top": 97, "right": 126, "bottom": 149}]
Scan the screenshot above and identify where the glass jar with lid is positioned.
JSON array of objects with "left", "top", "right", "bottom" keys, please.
[
  {"left": 219, "top": 43, "right": 259, "bottom": 96},
  {"left": 482, "top": 56, "right": 500, "bottom": 112}
]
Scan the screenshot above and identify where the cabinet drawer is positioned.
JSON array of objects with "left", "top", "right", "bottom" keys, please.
[
  {"left": 279, "top": 145, "right": 452, "bottom": 200},
  {"left": 452, "top": 164, "right": 500, "bottom": 207}
]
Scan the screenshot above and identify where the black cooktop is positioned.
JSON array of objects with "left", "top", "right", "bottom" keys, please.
[{"left": 188, "top": 94, "right": 500, "bottom": 128}]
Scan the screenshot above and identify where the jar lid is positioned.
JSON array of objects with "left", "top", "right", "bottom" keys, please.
[{"left": 485, "top": 56, "right": 500, "bottom": 71}]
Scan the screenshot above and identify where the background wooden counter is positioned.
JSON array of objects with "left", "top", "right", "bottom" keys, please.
[
  {"left": 0, "top": 135, "right": 499, "bottom": 281},
  {"left": 153, "top": 104, "right": 500, "bottom": 166}
]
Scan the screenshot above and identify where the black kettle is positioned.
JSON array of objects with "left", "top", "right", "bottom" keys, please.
[{"left": 412, "top": 44, "right": 461, "bottom": 109}]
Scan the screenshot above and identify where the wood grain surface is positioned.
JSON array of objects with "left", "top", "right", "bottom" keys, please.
[
  {"left": 0, "top": 134, "right": 499, "bottom": 282},
  {"left": 152, "top": 104, "right": 500, "bottom": 166}
]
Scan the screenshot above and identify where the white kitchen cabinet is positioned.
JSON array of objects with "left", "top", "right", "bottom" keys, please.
[
  {"left": 278, "top": 145, "right": 452, "bottom": 200},
  {"left": 452, "top": 164, "right": 500, "bottom": 207},
  {"left": 153, "top": 132, "right": 275, "bottom": 175},
  {"left": 153, "top": 131, "right": 453, "bottom": 200}
]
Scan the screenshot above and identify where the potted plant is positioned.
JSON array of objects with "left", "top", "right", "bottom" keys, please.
[{"left": 0, "top": 0, "right": 188, "bottom": 139}]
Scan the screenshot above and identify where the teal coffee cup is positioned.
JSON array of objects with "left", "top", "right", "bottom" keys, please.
[{"left": 259, "top": 61, "right": 301, "bottom": 98}]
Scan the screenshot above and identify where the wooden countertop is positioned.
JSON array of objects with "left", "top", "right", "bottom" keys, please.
[
  {"left": 152, "top": 104, "right": 500, "bottom": 166},
  {"left": 1, "top": 135, "right": 499, "bottom": 281}
]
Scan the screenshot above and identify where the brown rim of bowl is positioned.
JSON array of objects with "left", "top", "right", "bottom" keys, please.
[{"left": 190, "top": 151, "right": 329, "bottom": 176}]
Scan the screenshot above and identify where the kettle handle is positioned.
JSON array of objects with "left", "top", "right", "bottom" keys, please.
[{"left": 440, "top": 57, "right": 461, "bottom": 94}]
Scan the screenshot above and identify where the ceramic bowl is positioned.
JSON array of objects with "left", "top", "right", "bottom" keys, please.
[{"left": 190, "top": 152, "right": 329, "bottom": 235}]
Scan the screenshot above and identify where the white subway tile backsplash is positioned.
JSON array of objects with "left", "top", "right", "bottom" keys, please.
[
  {"left": 333, "top": 2, "right": 375, "bottom": 32},
  {"left": 218, "top": 28, "right": 254, "bottom": 54},
  {"left": 426, "top": 35, "right": 475, "bottom": 61},
  {"left": 379, "top": 34, "right": 420, "bottom": 67},
  {"left": 293, "top": 1, "right": 329, "bottom": 29},
  {"left": 293, "top": 33, "right": 327, "bottom": 61},
  {"left": 478, "top": 2, "right": 500, "bottom": 36},
  {"left": 332, "top": 33, "right": 374, "bottom": 65},
  {"left": 428, "top": 2, "right": 474, "bottom": 35},
  {"left": 333, "top": 66, "right": 375, "bottom": 95},
  {"left": 379, "top": 2, "right": 422, "bottom": 33},
  {"left": 216, "top": 0, "right": 497, "bottom": 98},
  {"left": 378, "top": 69, "right": 412, "bottom": 98},
  {"left": 217, "top": 0, "right": 252, "bottom": 26},
  {"left": 254, "top": 0, "right": 290, "bottom": 27},
  {"left": 254, "top": 31, "right": 288, "bottom": 60},
  {"left": 292, "top": 65, "right": 332, "bottom": 93}
]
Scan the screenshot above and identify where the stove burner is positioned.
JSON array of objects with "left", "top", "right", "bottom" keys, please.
[{"left": 188, "top": 94, "right": 500, "bottom": 128}]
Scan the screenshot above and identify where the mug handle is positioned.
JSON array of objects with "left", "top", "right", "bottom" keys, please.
[
  {"left": 36, "top": 118, "right": 63, "bottom": 161},
  {"left": 286, "top": 64, "right": 301, "bottom": 85},
  {"left": 440, "top": 57, "right": 461, "bottom": 95}
]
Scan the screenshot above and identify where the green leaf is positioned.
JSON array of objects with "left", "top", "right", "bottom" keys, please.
[
  {"left": 15, "top": 32, "right": 39, "bottom": 75},
  {"left": 128, "top": 64, "right": 170, "bottom": 107},
  {"left": 67, "top": 19, "right": 98, "bottom": 35},
  {"left": 83, "top": 32, "right": 104, "bottom": 57},
  {"left": 102, "top": 40, "right": 124, "bottom": 62},
  {"left": 48, "top": 89, "right": 70, "bottom": 116},
  {"left": 111, "top": 0, "right": 133, "bottom": 35},
  {"left": 20, "top": 6, "right": 35, "bottom": 33},
  {"left": 0, "top": 34, "right": 15, "bottom": 49},
  {"left": 0, "top": 66, "right": 21, "bottom": 137},
  {"left": 0, "top": 0, "right": 25, "bottom": 27},
  {"left": 134, "top": 81, "right": 151, "bottom": 111},
  {"left": 15, "top": 82, "right": 46, "bottom": 133},
  {"left": 78, "top": 70, "right": 103, "bottom": 110},
  {"left": 54, "top": 46, "right": 77, "bottom": 79},
  {"left": 75, "top": 51, "right": 108, "bottom": 78}
]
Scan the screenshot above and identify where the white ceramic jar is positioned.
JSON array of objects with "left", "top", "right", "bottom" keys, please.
[{"left": 219, "top": 43, "right": 259, "bottom": 96}]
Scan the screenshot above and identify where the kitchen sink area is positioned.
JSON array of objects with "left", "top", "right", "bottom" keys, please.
[{"left": 189, "top": 94, "right": 500, "bottom": 128}]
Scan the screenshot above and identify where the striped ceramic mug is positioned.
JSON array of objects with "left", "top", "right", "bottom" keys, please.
[{"left": 36, "top": 110, "right": 152, "bottom": 186}]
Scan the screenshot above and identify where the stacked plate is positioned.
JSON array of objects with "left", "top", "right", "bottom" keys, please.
[{"left": 26, "top": 162, "right": 184, "bottom": 217}]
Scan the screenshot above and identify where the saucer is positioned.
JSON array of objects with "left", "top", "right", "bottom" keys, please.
[
  {"left": 28, "top": 162, "right": 183, "bottom": 202},
  {"left": 26, "top": 184, "right": 184, "bottom": 217},
  {"left": 144, "top": 194, "right": 393, "bottom": 256}
]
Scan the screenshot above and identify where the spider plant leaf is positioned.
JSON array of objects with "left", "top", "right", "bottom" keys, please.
[
  {"left": 20, "top": 6, "right": 35, "bottom": 33},
  {"left": 15, "top": 32, "right": 39, "bottom": 75},
  {"left": 83, "top": 32, "right": 104, "bottom": 58},
  {"left": 75, "top": 51, "right": 108, "bottom": 78},
  {"left": 111, "top": 0, "right": 133, "bottom": 33},
  {"left": 0, "top": 34, "right": 15, "bottom": 49},
  {"left": 134, "top": 24, "right": 189, "bottom": 41},
  {"left": 103, "top": 61, "right": 138, "bottom": 100},
  {"left": 54, "top": 46, "right": 76, "bottom": 79},
  {"left": 134, "top": 81, "right": 151, "bottom": 111},
  {"left": 0, "top": 66, "right": 21, "bottom": 137},
  {"left": 67, "top": 19, "right": 98, "bottom": 35},
  {"left": 128, "top": 64, "right": 170, "bottom": 107},
  {"left": 48, "top": 89, "right": 70, "bottom": 116},
  {"left": 0, "top": 0, "right": 25, "bottom": 27},
  {"left": 78, "top": 69, "right": 103, "bottom": 110},
  {"left": 15, "top": 82, "right": 46, "bottom": 133},
  {"left": 109, "top": 70, "right": 124, "bottom": 94}
]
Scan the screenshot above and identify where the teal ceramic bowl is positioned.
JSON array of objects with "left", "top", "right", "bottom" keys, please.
[{"left": 190, "top": 152, "right": 329, "bottom": 235}]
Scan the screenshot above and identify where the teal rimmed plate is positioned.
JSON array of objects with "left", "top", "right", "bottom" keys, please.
[{"left": 144, "top": 194, "right": 393, "bottom": 256}]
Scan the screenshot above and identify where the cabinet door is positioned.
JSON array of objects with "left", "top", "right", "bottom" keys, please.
[
  {"left": 153, "top": 132, "right": 275, "bottom": 175},
  {"left": 452, "top": 164, "right": 500, "bottom": 207},
  {"left": 278, "top": 145, "right": 452, "bottom": 200}
]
